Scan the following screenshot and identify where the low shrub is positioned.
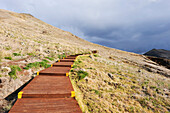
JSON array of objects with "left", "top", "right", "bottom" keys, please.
[
  {"left": 62, "top": 54, "right": 66, "bottom": 58},
  {"left": 72, "top": 65, "right": 80, "bottom": 69},
  {"left": 74, "top": 60, "right": 82, "bottom": 65},
  {"left": 58, "top": 54, "right": 66, "bottom": 59},
  {"left": 8, "top": 65, "right": 22, "bottom": 79},
  {"left": 5, "top": 46, "right": 11, "bottom": 50},
  {"left": 24, "top": 60, "right": 51, "bottom": 70},
  {"left": 42, "top": 59, "right": 50, "bottom": 63},
  {"left": 57, "top": 55, "right": 62, "bottom": 59},
  {"left": 27, "top": 53, "right": 35, "bottom": 56},
  {"left": 85, "top": 51, "right": 91, "bottom": 54},
  {"left": 87, "top": 67, "right": 93, "bottom": 69},
  {"left": 23, "top": 67, "right": 29, "bottom": 70},
  {"left": 77, "top": 70, "right": 88, "bottom": 80},
  {"left": 45, "top": 57, "right": 54, "bottom": 61},
  {"left": 4, "top": 57, "right": 12, "bottom": 60},
  {"left": 93, "top": 89, "right": 100, "bottom": 95},
  {"left": 93, "top": 54, "right": 99, "bottom": 57},
  {"left": 13, "top": 53, "right": 21, "bottom": 56}
]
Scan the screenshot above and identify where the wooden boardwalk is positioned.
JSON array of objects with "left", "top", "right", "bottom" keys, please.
[
  {"left": 9, "top": 55, "right": 82, "bottom": 113},
  {"left": 60, "top": 59, "right": 75, "bottom": 62},
  {"left": 53, "top": 62, "right": 74, "bottom": 67},
  {"left": 39, "top": 67, "right": 71, "bottom": 76}
]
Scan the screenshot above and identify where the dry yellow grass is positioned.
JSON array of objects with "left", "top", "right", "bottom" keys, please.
[{"left": 70, "top": 55, "right": 170, "bottom": 113}]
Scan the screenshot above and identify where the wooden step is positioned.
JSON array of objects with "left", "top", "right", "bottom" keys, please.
[
  {"left": 65, "top": 56, "right": 77, "bottom": 59},
  {"left": 39, "top": 67, "right": 71, "bottom": 76},
  {"left": 65, "top": 57, "right": 76, "bottom": 59},
  {"left": 9, "top": 98, "right": 82, "bottom": 113},
  {"left": 53, "top": 62, "right": 74, "bottom": 67},
  {"left": 21, "top": 76, "right": 74, "bottom": 98},
  {"left": 60, "top": 59, "right": 75, "bottom": 62}
]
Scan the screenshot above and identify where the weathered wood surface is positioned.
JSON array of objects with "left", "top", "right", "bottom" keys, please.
[{"left": 9, "top": 55, "right": 82, "bottom": 113}]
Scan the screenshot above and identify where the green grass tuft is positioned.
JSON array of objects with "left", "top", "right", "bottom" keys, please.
[
  {"left": 57, "top": 55, "right": 62, "bottom": 59},
  {"left": 13, "top": 53, "right": 21, "bottom": 56},
  {"left": 5, "top": 46, "right": 11, "bottom": 50},
  {"left": 77, "top": 70, "right": 88, "bottom": 80},
  {"left": 8, "top": 65, "right": 22, "bottom": 79},
  {"left": 27, "top": 53, "right": 35, "bottom": 56},
  {"left": 45, "top": 57, "right": 54, "bottom": 61},
  {"left": 24, "top": 60, "right": 51, "bottom": 70},
  {"left": 93, "top": 54, "right": 99, "bottom": 57},
  {"left": 57, "top": 54, "right": 66, "bottom": 59},
  {"left": 42, "top": 59, "right": 50, "bottom": 63},
  {"left": 93, "top": 89, "right": 100, "bottom": 95},
  {"left": 4, "top": 57, "right": 12, "bottom": 60},
  {"left": 62, "top": 54, "right": 66, "bottom": 58}
]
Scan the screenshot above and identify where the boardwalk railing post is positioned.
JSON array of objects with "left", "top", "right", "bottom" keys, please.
[
  {"left": 71, "top": 91, "right": 75, "bottom": 98},
  {"left": 18, "top": 91, "right": 23, "bottom": 99},
  {"left": 37, "top": 72, "right": 39, "bottom": 75}
]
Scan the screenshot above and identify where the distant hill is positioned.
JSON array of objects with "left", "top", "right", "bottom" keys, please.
[
  {"left": 144, "top": 49, "right": 170, "bottom": 69},
  {"left": 144, "top": 49, "right": 170, "bottom": 59}
]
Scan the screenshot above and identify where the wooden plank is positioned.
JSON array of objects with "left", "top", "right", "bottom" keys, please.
[
  {"left": 60, "top": 59, "right": 75, "bottom": 62},
  {"left": 53, "top": 62, "right": 74, "bottom": 67},
  {"left": 21, "top": 76, "right": 74, "bottom": 98},
  {"left": 39, "top": 67, "right": 71, "bottom": 76},
  {"left": 9, "top": 98, "right": 82, "bottom": 113},
  {"left": 65, "top": 56, "right": 77, "bottom": 59}
]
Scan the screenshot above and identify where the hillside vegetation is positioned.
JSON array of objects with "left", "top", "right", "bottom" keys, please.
[
  {"left": 71, "top": 55, "right": 169, "bottom": 113},
  {"left": 0, "top": 9, "right": 169, "bottom": 113}
]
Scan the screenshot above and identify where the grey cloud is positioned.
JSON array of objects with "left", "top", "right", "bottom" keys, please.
[{"left": 0, "top": 0, "right": 170, "bottom": 53}]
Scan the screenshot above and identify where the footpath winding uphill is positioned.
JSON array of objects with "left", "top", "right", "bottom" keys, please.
[{"left": 9, "top": 55, "right": 82, "bottom": 113}]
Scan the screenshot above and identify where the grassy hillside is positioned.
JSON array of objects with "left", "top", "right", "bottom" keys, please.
[
  {"left": 0, "top": 9, "right": 169, "bottom": 113},
  {"left": 71, "top": 55, "right": 169, "bottom": 113}
]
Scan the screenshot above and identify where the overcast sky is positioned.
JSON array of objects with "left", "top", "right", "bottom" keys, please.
[{"left": 0, "top": 0, "right": 170, "bottom": 53}]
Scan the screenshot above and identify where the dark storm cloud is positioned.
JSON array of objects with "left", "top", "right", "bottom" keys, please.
[{"left": 0, "top": 0, "right": 170, "bottom": 53}]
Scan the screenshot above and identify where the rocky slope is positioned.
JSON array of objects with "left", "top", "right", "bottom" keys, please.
[{"left": 0, "top": 9, "right": 169, "bottom": 113}]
